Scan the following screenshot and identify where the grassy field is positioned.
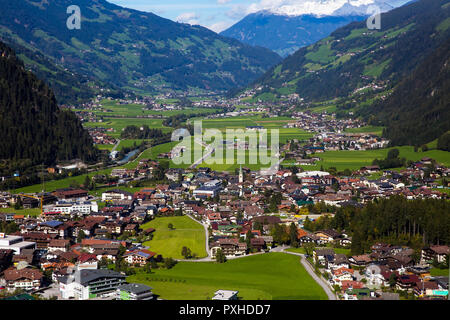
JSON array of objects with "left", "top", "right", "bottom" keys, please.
[
  {"left": 429, "top": 268, "right": 449, "bottom": 277},
  {"left": 126, "top": 252, "right": 328, "bottom": 300},
  {"left": 344, "top": 126, "right": 384, "bottom": 136},
  {"left": 286, "top": 247, "right": 351, "bottom": 255},
  {"left": 14, "top": 168, "right": 113, "bottom": 194},
  {"left": 283, "top": 146, "right": 450, "bottom": 171},
  {"left": 141, "top": 216, "right": 207, "bottom": 259},
  {"left": 77, "top": 99, "right": 220, "bottom": 118},
  {"left": 0, "top": 207, "right": 42, "bottom": 217},
  {"left": 83, "top": 118, "right": 172, "bottom": 138}
]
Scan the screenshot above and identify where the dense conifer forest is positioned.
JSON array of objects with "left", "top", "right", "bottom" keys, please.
[{"left": 0, "top": 41, "right": 98, "bottom": 174}]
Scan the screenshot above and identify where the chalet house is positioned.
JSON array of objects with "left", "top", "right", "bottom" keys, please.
[
  {"left": 101, "top": 190, "right": 133, "bottom": 202},
  {"left": 327, "top": 254, "right": 350, "bottom": 270},
  {"left": 46, "top": 239, "right": 70, "bottom": 253},
  {"left": 77, "top": 253, "right": 98, "bottom": 270},
  {"left": 313, "top": 248, "right": 335, "bottom": 266},
  {"left": 331, "top": 267, "right": 355, "bottom": 286},
  {"left": 349, "top": 254, "right": 372, "bottom": 266},
  {"left": 313, "top": 229, "right": 341, "bottom": 244},
  {"left": 243, "top": 205, "right": 264, "bottom": 219},
  {"left": 22, "top": 232, "right": 56, "bottom": 250},
  {"left": 421, "top": 245, "right": 450, "bottom": 265},
  {"left": 396, "top": 274, "right": 420, "bottom": 292},
  {"left": 365, "top": 264, "right": 390, "bottom": 287},
  {"left": 210, "top": 238, "right": 247, "bottom": 258},
  {"left": 360, "top": 166, "right": 380, "bottom": 174},
  {"left": 37, "top": 220, "right": 64, "bottom": 236},
  {"left": 123, "top": 249, "right": 156, "bottom": 266},
  {"left": 53, "top": 188, "right": 88, "bottom": 200},
  {"left": 4, "top": 268, "right": 43, "bottom": 291},
  {"left": 250, "top": 237, "right": 266, "bottom": 252}
]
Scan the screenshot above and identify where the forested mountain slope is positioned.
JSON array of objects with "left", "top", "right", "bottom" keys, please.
[
  {"left": 0, "top": 0, "right": 281, "bottom": 101},
  {"left": 0, "top": 41, "right": 98, "bottom": 173}
]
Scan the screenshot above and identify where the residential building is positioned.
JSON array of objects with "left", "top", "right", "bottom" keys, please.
[
  {"left": 60, "top": 269, "right": 126, "bottom": 300},
  {"left": 116, "top": 283, "right": 154, "bottom": 300}
]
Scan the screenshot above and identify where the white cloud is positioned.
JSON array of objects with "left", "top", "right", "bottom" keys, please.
[
  {"left": 176, "top": 12, "right": 200, "bottom": 25},
  {"left": 207, "top": 21, "right": 234, "bottom": 33},
  {"left": 217, "top": 0, "right": 232, "bottom": 4}
]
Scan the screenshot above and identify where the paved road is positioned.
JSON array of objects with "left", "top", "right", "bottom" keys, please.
[
  {"left": 111, "top": 139, "right": 121, "bottom": 152},
  {"left": 283, "top": 250, "right": 337, "bottom": 300},
  {"left": 189, "top": 138, "right": 215, "bottom": 169},
  {"left": 184, "top": 214, "right": 211, "bottom": 260}
]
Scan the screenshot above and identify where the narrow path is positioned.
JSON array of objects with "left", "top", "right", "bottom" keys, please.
[
  {"left": 283, "top": 250, "right": 337, "bottom": 300},
  {"left": 111, "top": 139, "right": 121, "bottom": 152},
  {"left": 184, "top": 214, "right": 211, "bottom": 260}
]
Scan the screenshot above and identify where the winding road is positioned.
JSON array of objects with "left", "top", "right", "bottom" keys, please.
[{"left": 283, "top": 250, "right": 338, "bottom": 300}]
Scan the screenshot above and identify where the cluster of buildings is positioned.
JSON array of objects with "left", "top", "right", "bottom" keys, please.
[
  {"left": 307, "top": 132, "right": 390, "bottom": 151},
  {"left": 288, "top": 111, "right": 366, "bottom": 133},
  {"left": 85, "top": 127, "right": 117, "bottom": 146},
  {"left": 311, "top": 243, "right": 449, "bottom": 300},
  {"left": 0, "top": 148, "right": 448, "bottom": 300}
]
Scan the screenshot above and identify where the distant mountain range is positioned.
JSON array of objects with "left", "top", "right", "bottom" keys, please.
[
  {"left": 221, "top": 1, "right": 411, "bottom": 56},
  {"left": 221, "top": 12, "right": 367, "bottom": 57},
  {"left": 0, "top": 0, "right": 281, "bottom": 104},
  {"left": 249, "top": 0, "right": 450, "bottom": 146}
]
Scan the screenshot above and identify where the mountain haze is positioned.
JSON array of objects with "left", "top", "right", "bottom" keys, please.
[
  {"left": 0, "top": 0, "right": 281, "bottom": 102},
  {"left": 221, "top": 12, "right": 367, "bottom": 57}
]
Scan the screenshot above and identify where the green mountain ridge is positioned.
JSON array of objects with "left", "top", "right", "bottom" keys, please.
[
  {"left": 365, "top": 38, "right": 450, "bottom": 147},
  {"left": 0, "top": 40, "right": 98, "bottom": 175},
  {"left": 0, "top": 0, "right": 281, "bottom": 103},
  {"left": 251, "top": 0, "right": 450, "bottom": 102}
]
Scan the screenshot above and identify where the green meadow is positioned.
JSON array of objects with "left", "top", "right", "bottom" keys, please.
[
  {"left": 141, "top": 216, "right": 207, "bottom": 259},
  {"left": 14, "top": 168, "right": 113, "bottom": 194},
  {"left": 283, "top": 146, "right": 450, "bottom": 171},
  {"left": 83, "top": 118, "right": 171, "bottom": 138},
  {"left": 77, "top": 99, "right": 220, "bottom": 118},
  {"left": 126, "top": 252, "right": 328, "bottom": 300},
  {"left": 0, "top": 207, "right": 42, "bottom": 217}
]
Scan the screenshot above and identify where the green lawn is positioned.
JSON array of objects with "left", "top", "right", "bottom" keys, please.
[
  {"left": 126, "top": 252, "right": 328, "bottom": 300},
  {"left": 83, "top": 118, "right": 171, "bottom": 138},
  {"left": 286, "top": 247, "right": 351, "bottom": 255},
  {"left": 141, "top": 216, "right": 207, "bottom": 259},
  {"left": 14, "top": 168, "right": 112, "bottom": 193},
  {"left": 430, "top": 268, "right": 449, "bottom": 277},
  {"left": 344, "top": 126, "right": 384, "bottom": 136},
  {"left": 283, "top": 146, "right": 450, "bottom": 171},
  {"left": 0, "top": 207, "right": 42, "bottom": 217}
]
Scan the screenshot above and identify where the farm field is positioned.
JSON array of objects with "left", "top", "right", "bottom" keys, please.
[
  {"left": 126, "top": 252, "right": 328, "bottom": 300},
  {"left": 77, "top": 99, "right": 220, "bottom": 118},
  {"left": 141, "top": 216, "right": 207, "bottom": 259},
  {"left": 83, "top": 118, "right": 171, "bottom": 138},
  {"left": 14, "top": 168, "right": 113, "bottom": 194},
  {"left": 344, "top": 126, "right": 384, "bottom": 136},
  {"left": 0, "top": 207, "right": 42, "bottom": 217},
  {"left": 283, "top": 146, "right": 450, "bottom": 171},
  {"left": 429, "top": 268, "right": 449, "bottom": 277},
  {"left": 197, "top": 116, "right": 295, "bottom": 130}
]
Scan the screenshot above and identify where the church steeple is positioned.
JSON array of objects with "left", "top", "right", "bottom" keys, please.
[{"left": 239, "top": 165, "right": 243, "bottom": 184}]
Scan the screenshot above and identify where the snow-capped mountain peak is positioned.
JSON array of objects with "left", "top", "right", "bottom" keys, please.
[{"left": 248, "top": 0, "right": 410, "bottom": 17}]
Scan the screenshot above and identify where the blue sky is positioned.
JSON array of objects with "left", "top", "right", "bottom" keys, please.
[
  {"left": 108, "top": 1, "right": 410, "bottom": 33},
  {"left": 108, "top": 0, "right": 248, "bottom": 32}
]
